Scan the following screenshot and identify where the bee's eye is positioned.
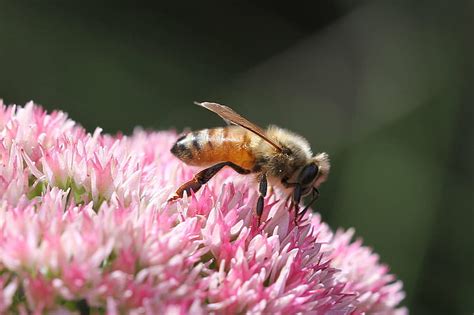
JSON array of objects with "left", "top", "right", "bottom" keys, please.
[{"left": 298, "top": 163, "right": 319, "bottom": 186}]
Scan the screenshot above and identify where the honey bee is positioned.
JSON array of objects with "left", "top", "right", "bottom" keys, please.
[{"left": 169, "top": 102, "right": 330, "bottom": 225}]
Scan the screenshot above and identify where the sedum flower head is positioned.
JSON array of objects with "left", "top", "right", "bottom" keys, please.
[{"left": 0, "top": 101, "right": 406, "bottom": 314}]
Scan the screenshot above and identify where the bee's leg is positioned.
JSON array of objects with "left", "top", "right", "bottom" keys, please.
[
  {"left": 256, "top": 173, "right": 268, "bottom": 226},
  {"left": 294, "top": 203, "right": 300, "bottom": 226},
  {"left": 169, "top": 162, "right": 250, "bottom": 201},
  {"left": 298, "top": 188, "right": 320, "bottom": 221},
  {"left": 292, "top": 184, "right": 302, "bottom": 226}
]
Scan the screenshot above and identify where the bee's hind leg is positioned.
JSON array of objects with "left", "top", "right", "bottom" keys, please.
[{"left": 169, "top": 162, "right": 250, "bottom": 201}]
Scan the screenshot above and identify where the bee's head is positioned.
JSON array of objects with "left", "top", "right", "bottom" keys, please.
[
  {"left": 296, "top": 153, "right": 330, "bottom": 196},
  {"left": 311, "top": 152, "right": 330, "bottom": 188},
  {"left": 290, "top": 153, "right": 330, "bottom": 220}
]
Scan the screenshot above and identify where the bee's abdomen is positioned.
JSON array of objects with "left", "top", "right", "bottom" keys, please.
[{"left": 171, "top": 127, "right": 256, "bottom": 170}]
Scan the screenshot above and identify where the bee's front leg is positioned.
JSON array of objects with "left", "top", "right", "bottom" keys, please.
[
  {"left": 292, "top": 184, "right": 302, "bottom": 226},
  {"left": 297, "top": 187, "right": 320, "bottom": 221}
]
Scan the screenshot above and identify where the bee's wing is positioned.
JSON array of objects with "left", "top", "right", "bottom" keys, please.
[{"left": 195, "top": 101, "right": 283, "bottom": 152}]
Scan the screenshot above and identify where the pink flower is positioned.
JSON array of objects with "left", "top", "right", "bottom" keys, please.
[
  {"left": 0, "top": 275, "right": 17, "bottom": 313},
  {"left": 0, "top": 101, "right": 406, "bottom": 314}
]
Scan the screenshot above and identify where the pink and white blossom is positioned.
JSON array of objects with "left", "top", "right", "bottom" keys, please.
[{"left": 0, "top": 101, "right": 406, "bottom": 314}]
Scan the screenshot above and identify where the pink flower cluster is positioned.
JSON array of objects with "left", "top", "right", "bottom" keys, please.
[{"left": 0, "top": 101, "right": 406, "bottom": 314}]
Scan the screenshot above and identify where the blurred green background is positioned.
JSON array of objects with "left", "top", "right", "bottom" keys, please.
[{"left": 0, "top": 1, "right": 472, "bottom": 313}]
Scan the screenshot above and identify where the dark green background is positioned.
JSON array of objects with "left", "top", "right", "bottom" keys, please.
[{"left": 1, "top": 1, "right": 472, "bottom": 313}]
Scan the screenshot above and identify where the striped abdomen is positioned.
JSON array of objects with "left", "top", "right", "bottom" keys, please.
[{"left": 171, "top": 126, "right": 256, "bottom": 170}]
